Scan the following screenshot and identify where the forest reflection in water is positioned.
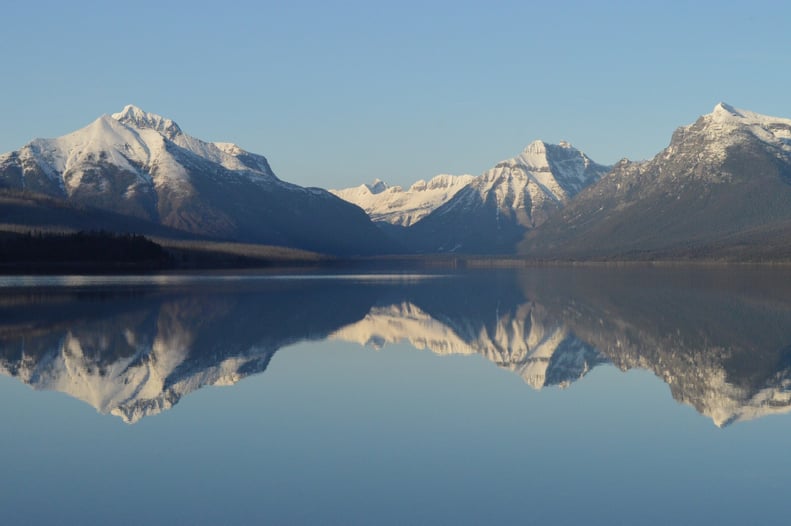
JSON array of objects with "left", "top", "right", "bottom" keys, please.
[{"left": 1, "top": 268, "right": 791, "bottom": 426}]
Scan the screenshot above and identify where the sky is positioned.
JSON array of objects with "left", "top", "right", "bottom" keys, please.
[{"left": 2, "top": 0, "right": 790, "bottom": 189}]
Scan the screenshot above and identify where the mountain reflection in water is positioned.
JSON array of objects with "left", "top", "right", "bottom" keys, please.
[{"left": 1, "top": 269, "right": 791, "bottom": 426}]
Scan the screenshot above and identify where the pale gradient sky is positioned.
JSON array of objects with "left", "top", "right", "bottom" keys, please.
[{"left": 2, "top": 0, "right": 789, "bottom": 188}]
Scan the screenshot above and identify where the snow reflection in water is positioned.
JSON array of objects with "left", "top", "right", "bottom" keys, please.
[{"left": 1, "top": 268, "right": 791, "bottom": 427}]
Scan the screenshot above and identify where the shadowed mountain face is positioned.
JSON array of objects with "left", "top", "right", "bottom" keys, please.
[{"left": 2, "top": 270, "right": 791, "bottom": 426}]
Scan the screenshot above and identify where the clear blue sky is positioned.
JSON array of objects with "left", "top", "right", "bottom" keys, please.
[{"left": 2, "top": 0, "right": 790, "bottom": 188}]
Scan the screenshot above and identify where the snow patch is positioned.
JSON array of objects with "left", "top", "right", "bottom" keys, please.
[{"left": 112, "top": 104, "right": 182, "bottom": 139}]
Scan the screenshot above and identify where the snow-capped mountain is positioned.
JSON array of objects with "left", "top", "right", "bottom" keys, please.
[
  {"left": 0, "top": 105, "right": 392, "bottom": 255},
  {"left": 330, "top": 300, "right": 604, "bottom": 389},
  {"left": 407, "top": 140, "right": 610, "bottom": 253},
  {"left": 330, "top": 173, "right": 475, "bottom": 227},
  {"left": 522, "top": 103, "right": 791, "bottom": 259}
]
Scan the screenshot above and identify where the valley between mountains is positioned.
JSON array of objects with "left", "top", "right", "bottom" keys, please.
[{"left": 3, "top": 103, "right": 791, "bottom": 262}]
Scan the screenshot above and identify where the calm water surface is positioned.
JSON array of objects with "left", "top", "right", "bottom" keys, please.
[{"left": 1, "top": 268, "right": 790, "bottom": 525}]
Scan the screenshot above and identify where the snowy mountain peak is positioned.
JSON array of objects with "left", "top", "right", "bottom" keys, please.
[
  {"left": 520, "top": 139, "right": 573, "bottom": 154},
  {"left": 507, "top": 140, "right": 605, "bottom": 195},
  {"left": 366, "top": 178, "right": 389, "bottom": 194},
  {"left": 409, "top": 174, "right": 469, "bottom": 192},
  {"left": 712, "top": 101, "right": 740, "bottom": 117},
  {"left": 703, "top": 102, "right": 791, "bottom": 129},
  {"left": 111, "top": 104, "right": 182, "bottom": 139},
  {"left": 523, "top": 140, "right": 548, "bottom": 154},
  {"left": 668, "top": 103, "right": 791, "bottom": 162},
  {"left": 513, "top": 140, "right": 587, "bottom": 171},
  {"left": 408, "top": 179, "right": 427, "bottom": 191},
  {"left": 212, "top": 142, "right": 243, "bottom": 155}
]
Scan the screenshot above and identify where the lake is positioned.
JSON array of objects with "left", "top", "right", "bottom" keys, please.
[{"left": 1, "top": 268, "right": 790, "bottom": 525}]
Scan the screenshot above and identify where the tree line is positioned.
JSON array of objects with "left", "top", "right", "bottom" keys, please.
[{"left": 0, "top": 231, "right": 170, "bottom": 268}]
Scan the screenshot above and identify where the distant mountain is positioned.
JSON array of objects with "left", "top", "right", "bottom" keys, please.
[
  {"left": 522, "top": 103, "right": 791, "bottom": 260},
  {"left": 406, "top": 141, "right": 610, "bottom": 253},
  {"left": 0, "top": 105, "right": 392, "bottom": 255},
  {"left": 330, "top": 174, "right": 475, "bottom": 227}
]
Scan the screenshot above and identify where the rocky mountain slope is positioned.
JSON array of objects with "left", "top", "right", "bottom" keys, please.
[
  {"left": 521, "top": 103, "right": 791, "bottom": 259},
  {"left": 0, "top": 105, "right": 392, "bottom": 255}
]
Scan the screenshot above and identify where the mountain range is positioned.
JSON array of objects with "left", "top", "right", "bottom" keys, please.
[
  {"left": 332, "top": 140, "right": 609, "bottom": 253},
  {"left": 2, "top": 103, "right": 791, "bottom": 259}
]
